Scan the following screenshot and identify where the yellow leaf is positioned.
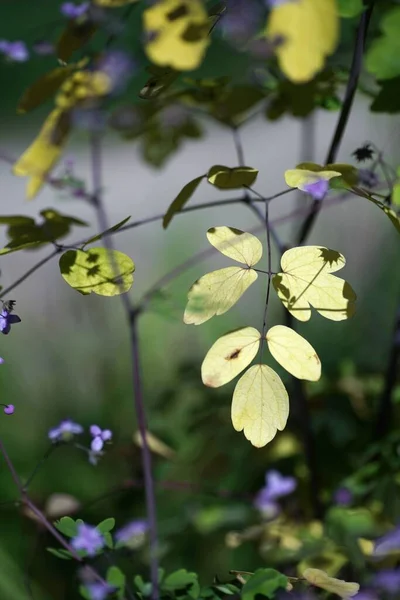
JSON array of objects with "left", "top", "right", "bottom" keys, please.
[
  {"left": 202, "top": 327, "right": 261, "bottom": 387},
  {"left": 303, "top": 568, "right": 360, "bottom": 598},
  {"left": 59, "top": 247, "right": 135, "bottom": 296},
  {"left": 184, "top": 267, "right": 258, "bottom": 325},
  {"left": 133, "top": 430, "right": 176, "bottom": 460},
  {"left": 273, "top": 246, "right": 356, "bottom": 322},
  {"left": 207, "top": 165, "right": 259, "bottom": 189},
  {"left": 13, "top": 109, "right": 70, "bottom": 199},
  {"left": 143, "top": 0, "right": 210, "bottom": 71},
  {"left": 267, "top": 0, "right": 339, "bottom": 83},
  {"left": 266, "top": 325, "right": 321, "bottom": 381},
  {"left": 231, "top": 364, "right": 289, "bottom": 448},
  {"left": 207, "top": 226, "right": 262, "bottom": 266},
  {"left": 284, "top": 168, "right": 341, "bottom": 190}
]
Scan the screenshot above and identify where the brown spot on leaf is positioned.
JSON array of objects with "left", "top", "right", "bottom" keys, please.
[
  {"left": 167, "top": 4, "right": 189, "bottom": 21},
  {"left": 226, "top": 348, "right": 241, "bottom": 360}
]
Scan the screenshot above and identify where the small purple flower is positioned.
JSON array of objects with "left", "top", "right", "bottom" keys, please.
[
  {"left": 71, "top": 523, "right": 105, "bottom": 557},
  {"left": 254, "top": 470, "right": 297, "bottom": 514},
  {"left": 371, "top": 569, "right": 400, "bottom": 593},
  {"left": 352, "top": 592, "right": 378, "bottom": 600},
  {"left": 358, "top": 169, "right": 379, "bottom": 189},
  {"left": 333, "top": 487, "right": 353, "bottom": 506},
  {"left": 61, "top": 2, "right": 89, "bottom": 18},
  {"left": 0, "top": 309, "right": 21, "bottom": 335},
  {"left": 302, "top": 178, "right": 329, "bottom": 200},
  {"left": 373, "top": 525, "right": 400, "bottom": 557},
  {"left": 0, "top": 40, "right": 29, "bottom": 62},
  {"left": 48, "top": 419, "right": 83, "bottom": 443},
  {"left": 0, "top": 357, "right": 4, "bottom": 365},
  {"left": 115, "top": 519, "right": 148, "bottom": 545},
  {"left": 2, "top": 405, "right": 15, "bottom": 415},
  {"left": 221, "top": 0, "right": 262, "bottom": 42},
  {"left": 96, "top": 50, "right": 134, "bottom": 93},
  {"left": 86, "top": 582, "right": 115, "bottom": 600},
  {"left": 90, "top": 425, "right": 112, "bottom": 452}
]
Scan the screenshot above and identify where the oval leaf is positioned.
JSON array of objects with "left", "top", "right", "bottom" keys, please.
[
  {"left": 231, "top": 364, "right": 289, "bottom": 448},
  {"left": 184, "top": 266, "right": 257, "bottom": 325},
  {"left": 273, "top": 246, "right": 356, "bottom": 322},
  {"left": 82, "top": 216, "right": 131, "bottom": 247},
  {"left": 163, "top": 176, "right": 204, "bottom": 229},
  {"left": 59, "top": 248, "right": 135, "bottom": 296},
  {"left": 266, "top": 325, "right": 321, "bottom": 381},
  {"left": 303, "top": 568, "right": 360, "bottom": 598},
  {"left": 18, "top": 65, "right": 78, "bottom": 113},
  {"left": 207, "top": 165, "right": 258, "bottom": 189},
  {"left": 202, "top": 327, "right": 261, "bottom": 388},
  {"left": 57, "top": 20, "right": 97, "bottom": 63},
  {"left": 207, "top": 226, "right": 262, "bottom": 266}
]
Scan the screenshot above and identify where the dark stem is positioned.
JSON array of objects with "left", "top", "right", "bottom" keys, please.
[
  {"left": 296, "top": 1, "right": 375, "bottom": 245},
  {"left": 232, "top": 126, "right": 245, "bottom": 167},
  {"left": 260, "top": 201, "right": 273, "bottom": 348},
  {"left": 376, "top": 302, "right": 400, "bottom": 438}
]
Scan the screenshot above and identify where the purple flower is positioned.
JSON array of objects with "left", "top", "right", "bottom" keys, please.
[
  {"left": 71, "top": 522, "right": 105, "bottom": 557},
  {"left": 358, "top": 169, "right": 379, "bottom": 189},
  {"left": 2, "top": 405, "right": 14, "bottom": 415},
  {"left": 221, "top": 0, "right": 262, "bottom": 42},
  {"left": 0, "top": 40, "right": 29, "bottom": 62},
  {"left": 61, "top": 2, "right": 89, "bottom": 18},
  {"left": 254, "top": 470, "right": 297, "bottom": 514},
  {"left": 115, "top": 519, "right": 148, "bottom": 545},
  {"left": 353, "top": 592, "right": 378, "bottom": 600},
  {"left": 267, "top": 0, "right": 296, "bottom": 7},
  {"left": 90, "top": 425, "right": 112, "bottom": 452},
  {"left": 86, "top": 582, "right": 115, "bottom": 600},
  {"left": 371, "top": 569, "right": 400, "bottom": 593},
  {"left": 0, "top": 309, "right": 21, "bottom": 335},
  {"left": 0, "top": 357, "right": 4, "bottom": 365},
  {"left": 333, "top": 487, "right": 353, "bottom": 506},
  {"left": 373, "top": 525, "right": 400, "bottom": 557},
  {"left": 48, "top": 419, "right": 83, "bottom": 443},
  {"left": 302, "top": 178, "right": 329, "bottom": 200},
  {"left": 96, "top": 50, "right": 134, "bottom": 93}
]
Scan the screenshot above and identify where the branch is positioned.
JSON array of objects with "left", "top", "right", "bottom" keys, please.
[{"left": 296, "top": 2, "right": 375, "bottom": 245}]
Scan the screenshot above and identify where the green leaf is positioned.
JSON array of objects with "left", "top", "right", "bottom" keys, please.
[
  {"left": 365, "top": 8, "right": 400, "bottom": 80},
  {"left": 163, "top": 176, "right": 204, "bottom": 229},
  {"left": 134, "top": 575, "right": 152, "bottom": 597},
  {"left": 59, "top": 248, "right": 135, "bottom": 296},
  {"left": 393, "top": 173, "right": 400, "bottom": 207},
  {"left": 207, "top": 165, "right": 258, "bottom": 189},
  {"left": 139, "top": 65, "right": 180, "bottom": 100},
  {"left": 97, "top": 517, "right": 115, "bottom": 534},
  {"left": 104, "top": 532, "right": 114, "bottom": 549},
  {"left": 241, "top": 568, "right": 288, "bottom": 600},
  {"left": 162, "top": 570, "right": 200, "bottom": 599},
  {"left": 337, "top": 0, "right": 364, "bottom": 18},
  {"left": 57, "top": 19, "right": 97, "bottom": 63},
  {"left": 78, "top": 586, "right": 91, "bottom": 600},
  {"left": 371, "top": 78, "right": 400, "bottom": 113},
  {"left": 82, "top": 217, "right": 131, "bottom": 247},
  {"left": 107, "top": 566, "right": 126, "bottom": 599},
  {"left": 211, "top": 85, "right": 265, "bottom": 125},
  {"left": 17, "top": 65, "right": 78, "bottom": 113},
  {"left": 46, "top": 547, "right": 73, "bottom": 560},
  {"left": 53, "top": 516, "right": 78, "bottom": 538}
]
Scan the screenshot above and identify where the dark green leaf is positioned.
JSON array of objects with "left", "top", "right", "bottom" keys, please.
[
  {"left": 57, "top": 19, "right": 97, "bottom": 63},
  {"left": 163, "top": 176, "right": 204, "bottom": 229},
  {"left": 82, "top": 217, "right": 131, "bottom": 247},
  {"left": 241, "top": 569, "right": 288, "bottom": 600},
  {"left": 207, "top": 165, "right": 258, "bottom": 189},
  {"left": 162, "top": 570, "right": 200, "bottom": 599},
  {"left": 371, "top": 78, "right": 400, "bottom": 113},
  {"left": 46, "top": 547, "right": 73, "bottom": 560},
  {"left": 17, "top": 65, "right": 77, "bottom": 113}
]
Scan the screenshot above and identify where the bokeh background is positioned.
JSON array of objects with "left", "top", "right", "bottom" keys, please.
[{"left": 0, "top": 1, "right": 399, "bottom": 598}]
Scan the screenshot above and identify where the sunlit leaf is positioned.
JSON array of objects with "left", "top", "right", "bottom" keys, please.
[
  {"left": 231, "top": 364, "right": 289, "bottom": 448},
  {"left": 365, "top": 8, "right": 400, "bottom": 80},
  {"left": 184, "top": 266, "right": 258, "bottom": 325},
  {"left": 273, "top": 246, "right": 356, "bottom": 321},
  {"left": 57, "top": 19, "right": 97, "bottom": 63},
  {"left": 17, "top": 65, "right": 78, "bottom": 113},
  {"left": 266, "top": 325, "right": 321, "bottom": 382},
  {"left": 207, "top": 166, "right": 258, "bottom": 190},
  {"left": 351, "top": 186, "right": 400, "bottom": 234},
  {"left": 82, "top": 216, "right": 131, "bottom": 247},
  {"left": 59, "top": 248, "right": 135, "bottom": 296},
  {"left": 201, "top": 327, "right": 261, "bottom": 387},
  {"left": 266, "top": 0, "right": 339, "bottom": 83},
  {"left": 163, "top": 176, "right": 204, "bottom": 229},
  {"left": 285, "top": 165, "right": 341, "bottom": 191},
  {"left": 303, "top": 568, "right": 359, "bottom": 598},
  {"left": 13, "top": 109, "right": 71, "bottom": 199},
  {"left": 206, "top": 226, "right": 262, "bottom": 265},
  {"left": 143, "top": 0, "right": 210, "bottom": 71}
]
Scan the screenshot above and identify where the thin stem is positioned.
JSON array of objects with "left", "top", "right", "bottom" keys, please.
[
  {"left": 89, "top": 132, "right": 159, "bottom": 600},
  {"left": 296, "top": 2, "right": 375, "bottom": 245},
  {"left": 23, "top": 445, "right": 57, "bottom": 491},
  {"left": 0, "top": 437, "right": 24, "bottom": 493},
  {"left": 259, "top": 201, "right": 273, "bottom": 357},
  {"left": 0, "top": 249, "right": 59, "bottom": 299},
  {"left": 232, "top": 126, "right": 245, "bottom": 167}
]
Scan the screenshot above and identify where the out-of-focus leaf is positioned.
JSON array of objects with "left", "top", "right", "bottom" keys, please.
[
  {"left": 133, "top": 430, "right": 176, "bottom": 460},
  {"left": 59, "top": 248, "right": 135, "bottom": 296},
  {"left": 371, "top": 78, "right": 400, "bottom": 113},
  {"left": 162, "top": 570, "right": 200, "bottom": 599},
  {"left": 241, "top": 568, "right": 288, "bottom": 600},
  {"left": 17, "top": 64, "right": 78, "bottom": 113},
  {"left": 365, "top": 8, "right": 400, "bottom": 80},
  {"left": 139, "top": 66, "right": 180, "bottom": 100},
  {"left": 207, "top": 165, "right": 258, "bottom": 189},
  {"left": 163, "top": 176, "right": 204, "bottom": 228},
  {"left": 57, "top": 19, "right": 97, "bottom": 63},
  {"left": 94, "top": 0, "right": 139, "bottom": 5},
  {"left": 96, "top": 518, "right": 115, "bottom": 534},
  {"left": 337, "top": 0, "right": 364, "bottom": 18},
  {"left": 303, "top": 568, "right": 359, "bottom": 598},
  {"left": 53, "top": 516, "right": 78, "bottom": 538},
  {"left": 106, "top": 566, "right": 125, "bottom": 599}
]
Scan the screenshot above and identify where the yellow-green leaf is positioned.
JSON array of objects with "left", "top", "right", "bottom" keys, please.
[
  {"left": 266, "top": 325, "right": 321, "bottom": 381},
  {"left": 266, "top": 0, "right": 339, "bottom": 83},
  {"left": 207, "top": 226, "right": 262, "bottom": 266},
  {"left": 184, "top": 266, "right": 257, "bottom": 325},
  {"left": 13, "top": 109, "right": 71, "bottom": 199},
  {"left": 285, "top": 167, "right": 341, "bottom": 191},
  {"left": 273, "top": 246, "right": 356, "bottom": 322},
  {"left": 59, "top": 248, "right": 135, "bottom": 296},
  {"left": 202, "top": 327, "right": 261, "bottom": 387},
  {"left": 163, "top": 175, "right": 204, "bottom": 229},
  {"left": 231, "top": 364, "right": 289, "bottom": 448},
  {"left": 207, "top": 165, "right": 258, "bottom": 189},
  {"left": 393, "top": 168, "right": 400, "bottom": 206},
  {"left": 143, "top": 0, "right": 210, "bottom": 71},
  {"left": 17, "top": 65, "right": 78, "bottom": 114},
  {"left": 303, "top": 568, "right": 359, "bottom": 598},
  {"left": 82, "top": 216, "right": 131, "bottom": 248}
]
